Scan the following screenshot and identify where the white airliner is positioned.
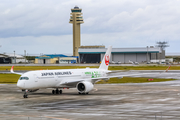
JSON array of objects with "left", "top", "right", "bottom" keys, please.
[
  {"left": 11, "top": 46, "right": 118, "bottom": 98},
  {"left": 10, "top": 46, "right": 171, "bottom": 98}
]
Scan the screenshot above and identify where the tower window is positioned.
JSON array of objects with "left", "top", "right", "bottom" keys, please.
[{"left": 72, "top": 10, "right": 81, "bottom": 12}]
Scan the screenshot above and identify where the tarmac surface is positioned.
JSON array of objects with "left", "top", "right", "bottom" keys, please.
[{"left": 1, "top": 80, "right": 180, "bottom": 120}]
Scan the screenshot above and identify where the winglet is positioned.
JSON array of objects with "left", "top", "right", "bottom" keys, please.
[
  {"left": 10, "top": 66, "right": 14, "bottom": 73},
  {"left": 10, "top": 66, "right": 23, "bottom": 75},
  {"left": 165, "top": 65, "right": 171, "bottom": 72}
]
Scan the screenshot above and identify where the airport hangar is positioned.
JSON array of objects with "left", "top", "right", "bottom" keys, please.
[
  {"left": 0, "top": 53, "right": 26, "bottom": 64},
  {"left": 78, "top": 46, "right": 165, "bottom": 63},
  {"left": 35, "top": 54, "right": 77, "bottom": 64}
]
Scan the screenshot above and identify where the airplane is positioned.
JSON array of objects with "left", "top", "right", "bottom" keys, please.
[
  {"left": 111, "top": 61, "right": 121, "bottom": 64},
  {"left": 129, "top": 60, "right": 139, "bottom": 65},
  {"left": 10, "top": 46, "right": 171, "bottom": 98},
  {"left": 11, "top": 46, "right": 120, "bottom": 98}
]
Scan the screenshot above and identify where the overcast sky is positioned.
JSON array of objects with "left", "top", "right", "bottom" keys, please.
[{"left": 0, "top": 0, "right": 179, "bottom": 55}]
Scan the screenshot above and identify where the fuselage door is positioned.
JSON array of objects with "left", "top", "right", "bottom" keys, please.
[{"left": 34, "top": 74, "right": 38, "bottom": 82}]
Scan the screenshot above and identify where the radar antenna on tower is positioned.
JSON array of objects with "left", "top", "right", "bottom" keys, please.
[{"left": 156, "top": 41, "right": 169, "bottom": 50}]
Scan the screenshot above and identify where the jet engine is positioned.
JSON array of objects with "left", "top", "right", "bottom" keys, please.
[{"left": 77, "top": 81, "right": 94, "bottom": 93}]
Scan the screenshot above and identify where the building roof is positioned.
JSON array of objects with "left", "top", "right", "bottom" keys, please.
[
  {"left": 4, "top": 53, "right": 24, "bottom": 58},
  {"left": 0, "top": 54, "right": 9, "bottom": 58},
  {"left": 79, "top": 45, "right": 105, "bottom": 48},
  {"left": 36, "top": 54, "right": 78, "bottom": 59},
  {"left": 36, "top": 54, "right": 68, "bottom": 59},
  {"left": 45, "top": 54, "right": 68, "bottom": 58},
  {"left": 0, "top": 53, "right": 24, "bottom": 58},
  {"left": 78, "top": 47, "right": 162, "bottom": 54}
]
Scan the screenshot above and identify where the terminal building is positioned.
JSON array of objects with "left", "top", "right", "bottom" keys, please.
[{"left": 78, "top": 46, "right": 165, "bottom": 63}]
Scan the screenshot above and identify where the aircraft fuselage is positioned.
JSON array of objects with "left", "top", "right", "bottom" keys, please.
[{"left": 17, "top": 68, "right": 108, "bottom": 90}]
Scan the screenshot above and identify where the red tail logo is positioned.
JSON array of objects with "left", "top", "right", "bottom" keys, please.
[{"left": 105, "top": 55, "right": 109, "bottom": 65}]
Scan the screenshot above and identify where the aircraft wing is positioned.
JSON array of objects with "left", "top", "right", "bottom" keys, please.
[
  {"left": 56, "top": 65, "right": 172, "bottom": 87},
  {"left": 91, "top": 73, "right": 157, "bottom": 83},
  {"left": 59, "top": 73, "right": 153, "bottom": 87},
  {"left": 108, "top": 73, "right": 155, "bottom": 78}
]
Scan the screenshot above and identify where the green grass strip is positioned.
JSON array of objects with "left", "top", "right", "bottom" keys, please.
[{"left": 0, "top": 74, "right": 20, "bottom": 83}]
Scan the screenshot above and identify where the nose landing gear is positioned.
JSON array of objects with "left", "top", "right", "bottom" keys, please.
[{"left": 23, "top": 90, "right": 28, "bottom": 98}]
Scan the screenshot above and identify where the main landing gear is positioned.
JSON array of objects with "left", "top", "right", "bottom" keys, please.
[
  {"left": 23, "top": 90, "right": 28, "bottom": 98},
  {"left": 52, "top": 88, "right": 62, "bottom": 95}
]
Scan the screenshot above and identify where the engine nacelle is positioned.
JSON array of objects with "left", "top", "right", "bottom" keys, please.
[{"left": 77, "top": 81, "right": 94, "bottom": 93}]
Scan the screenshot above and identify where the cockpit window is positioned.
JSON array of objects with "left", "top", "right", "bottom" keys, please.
[{"left": 19, "top": 77, "right": 29, "bottom": 80}]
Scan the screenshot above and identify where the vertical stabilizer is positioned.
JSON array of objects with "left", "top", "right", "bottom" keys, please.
[{"left": 99, "top": 46, "right": 112, "bottom": 70}]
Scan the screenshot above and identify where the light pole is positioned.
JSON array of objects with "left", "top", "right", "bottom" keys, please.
[
  {"left": 24, "top": 50, "right": 26, "bottom": 63},
  {"left": 147, "top": 46, "right": 149, "bottom": 63},
  {"left": 14, "top": 51, "right": 16, "bottom": 64}
]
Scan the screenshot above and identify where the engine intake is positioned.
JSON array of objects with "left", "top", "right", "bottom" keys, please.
[{"left": 77, "top": 81, "right": 94, "bottom": 93}]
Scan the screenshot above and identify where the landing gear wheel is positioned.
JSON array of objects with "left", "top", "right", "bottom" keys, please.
[
  {"left": 59, "top": 90, "right": 62, "bottom": 94},
  {"left": 78, "top": 92, "right": 82, "bottom": 94},
  {"left": 23, "top": 94, "right": 28, "bottom": 98},
  {"left": 52, "top": 90, "right": 55, "bottom": 94},
  {"left": 86, "top": 92, "right": 89, "bottom": 94},
  {"left": 56, "top": 89, "right": 59, "bottom": 94}
]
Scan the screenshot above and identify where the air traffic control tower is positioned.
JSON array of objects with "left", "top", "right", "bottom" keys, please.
[{"left": 69, "top": 6, "right": 84, "bottom": 56}]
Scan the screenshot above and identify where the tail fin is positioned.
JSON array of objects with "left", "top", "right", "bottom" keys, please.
[{"left": 99, "top": 46, "right": 112, "bottom": 70}]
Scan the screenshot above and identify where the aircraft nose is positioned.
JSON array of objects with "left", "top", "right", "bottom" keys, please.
[{"left": 17, "top": 81, "right": 24, "bottom": 89}]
